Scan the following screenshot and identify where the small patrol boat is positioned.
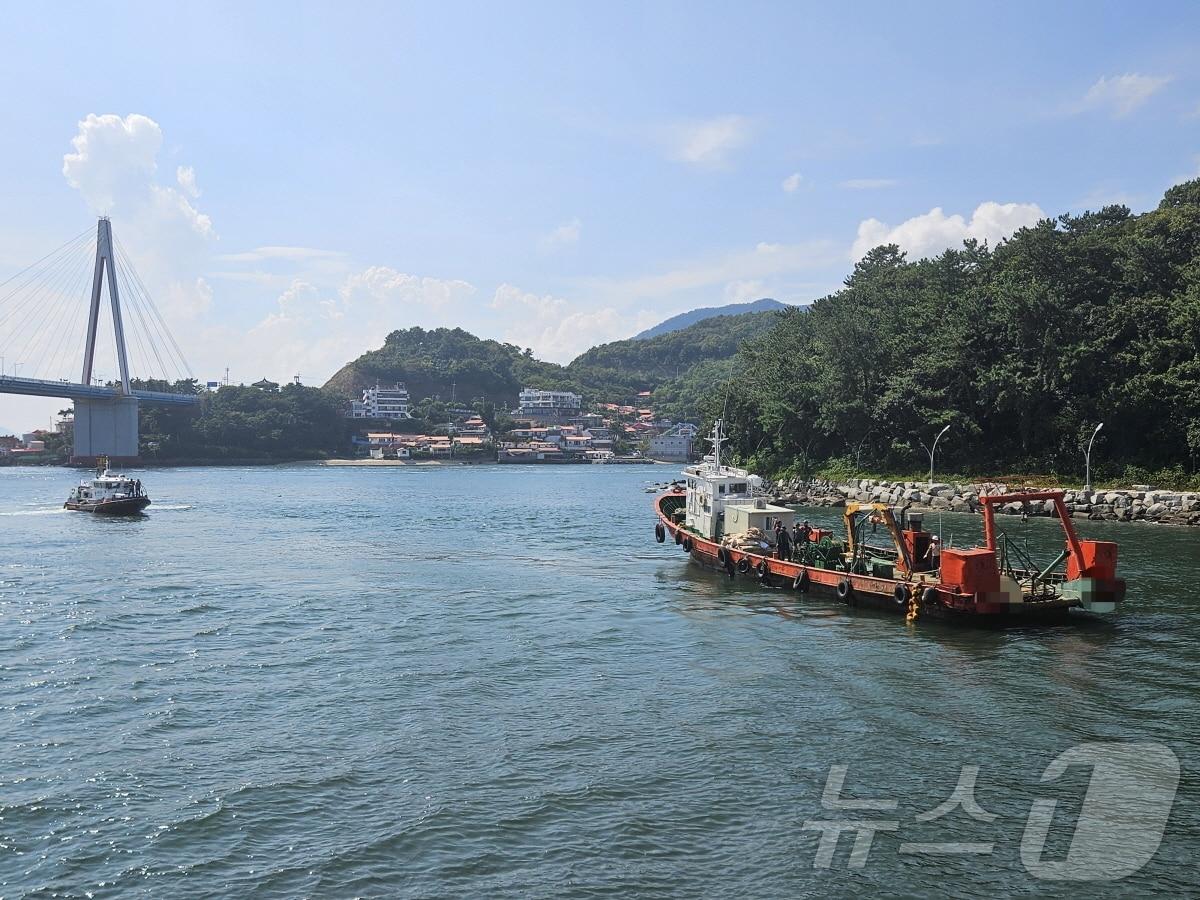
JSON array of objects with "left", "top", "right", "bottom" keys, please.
[
  {"left": 653, "top": 421, "right": 1125, "bottom": 623},
  {"left": 64, "top": 457, "right": 151, "bottom": 515}
]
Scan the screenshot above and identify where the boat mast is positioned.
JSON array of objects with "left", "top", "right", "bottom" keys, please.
[{"left": 710, "top": 419, "right": 724, "bottom": 471}]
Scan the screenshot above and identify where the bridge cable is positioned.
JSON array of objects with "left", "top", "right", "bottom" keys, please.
[
  {"left": 41, "top": 257, "right": 96, "bottom": 383},
  {"left": 114, "top": 238, "right": 194, "bottom": 380},
  {"left": 2, "top": 236, "right": 94, "bottom": 374},
  {"left": 0, "top": 225, "right": 92, "bottom": 294},
  {"left": 0, "top": 231, "right": 93, "bottom": 336},
  {"left": 115, "top": 262, "right": 171, "bottom": 385},
  {"left": 113, "top": 243, "right": 181, "bottom": 383},
  {"left": 27, "top": 250, "right": 93, "bottom": 380}
]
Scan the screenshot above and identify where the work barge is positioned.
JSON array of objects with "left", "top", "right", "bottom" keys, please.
[{"left": 653, "top": 422, "right": 1126, "bottom": 624}]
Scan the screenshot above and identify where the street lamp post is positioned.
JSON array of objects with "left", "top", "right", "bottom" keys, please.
[
  {"left": 921, "top": 424, "right": 951, "bottom": 489},
  {"left": 1084, "top": 422, "right": 1104, "bottom": 493}
]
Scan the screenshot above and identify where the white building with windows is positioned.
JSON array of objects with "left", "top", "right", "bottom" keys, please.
[
  {"left": 348, "top": 384, "right": 412, "bottom": 419},
  {"left": 517, "top": 388, "right": 581, "bottom": 418},
  {"left": 648, "top": 422, "right": 698, "bottom": 461}
]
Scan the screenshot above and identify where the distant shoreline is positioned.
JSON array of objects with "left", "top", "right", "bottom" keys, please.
[{"left": 307, "top": 458, "right": 486, "bottom": 467}]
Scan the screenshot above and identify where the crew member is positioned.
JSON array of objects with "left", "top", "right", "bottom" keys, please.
[
  {"left": 791, "top": 522, "right": 804, "bottom": 560},
  {"left": 799, "top": 520, "right": 813, "bottom": 545},
  {"left": 775, "top": 520, "right": 792, "bottom": 560}
]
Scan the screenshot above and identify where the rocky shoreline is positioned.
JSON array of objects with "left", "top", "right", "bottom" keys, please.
[{"left": 770, "top": 477, "right": 1200, "bottom": 527}]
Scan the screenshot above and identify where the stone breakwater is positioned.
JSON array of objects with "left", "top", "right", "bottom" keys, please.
[{"left": 770, "top": 478, "right": 1200, "bottom": 526}]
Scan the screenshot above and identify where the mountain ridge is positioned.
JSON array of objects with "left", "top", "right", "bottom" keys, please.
[
  {"left": 633, "top": 298, "right": 790, "bottom": 340},
  {"left": 321, "top": 307, "right": 786, "bottom": 419}
]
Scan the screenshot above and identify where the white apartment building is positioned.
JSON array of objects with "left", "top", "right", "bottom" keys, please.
[
  {"left": 349, "top": 384, "right": 413, "bottom": 419},
  {"left": 517, "top": 388, "right": 581, "bottom": 415}
]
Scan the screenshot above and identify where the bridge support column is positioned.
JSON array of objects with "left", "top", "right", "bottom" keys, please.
[{"left": 72, "top": 397, "right": 139, "bottom": 465}]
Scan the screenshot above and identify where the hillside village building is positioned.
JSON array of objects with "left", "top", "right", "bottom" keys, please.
[
  {"left": 517, "top": 388, "right": 581, "bottom": 419},
  {"left": 349, "top": 384, "right": 412, "bottom": 419},
  {"left": 648, "top": 423, "right": 698, "bottom": 461}
]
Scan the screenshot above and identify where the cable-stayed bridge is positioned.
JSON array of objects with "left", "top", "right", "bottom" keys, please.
[{"left": 0, "top": 218, "right": 199, "bottom": 462}]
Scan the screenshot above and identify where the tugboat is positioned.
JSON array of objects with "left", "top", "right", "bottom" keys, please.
[
  {"left": 64, "top": 457, "right": 151, "bottom": 515},
  {"left": 653, "top": 421, "right": 1125, "bottom": 623}
]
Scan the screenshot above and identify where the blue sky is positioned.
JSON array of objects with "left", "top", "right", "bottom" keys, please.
[{"left": 1, "top": 2, "right": 1198, "bottom": 430}]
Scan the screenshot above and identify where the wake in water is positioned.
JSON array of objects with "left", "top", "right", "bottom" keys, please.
[
  {"left": 0, "top": 506, "right": 69, "bottom": 516},
  {"left": 0, "top": 504, "right": 191, "bottom": 515}
]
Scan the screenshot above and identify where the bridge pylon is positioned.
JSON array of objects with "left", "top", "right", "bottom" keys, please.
[
  {"left": 73, "top": 218, "right": 137, "bottom": 464},
  {"left": 81, "top": 217, "right": 131, "bottom": 394}
]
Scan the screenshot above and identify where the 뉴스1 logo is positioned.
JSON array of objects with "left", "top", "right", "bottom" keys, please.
[{"left": 802, "top": 742, "right": 1180, "bottom": 881}]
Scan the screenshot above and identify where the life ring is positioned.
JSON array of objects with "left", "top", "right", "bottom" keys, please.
[
  {"left": 674, "top": 530, "right": 683, "bottom": 546},
  {"left": 893, "top": 583, "right": 910, "bottom": 607},
  {"left": 682, "top": 537, "right": 693, "bottom": 553},
  {"left": 756, "top": 560, "right": 770, "bottom": 581},
  {"left": 836, "top": 579, "right": 853, "bottom": 602},
  {"left": 737, "top": 557, "right": 751, "bottom": 575},
  {"left": 655, "top": 522, "right": 666, "bottom": 543},
  {"left": 793, "top": 569, "right": 810, "bottom": 592}
]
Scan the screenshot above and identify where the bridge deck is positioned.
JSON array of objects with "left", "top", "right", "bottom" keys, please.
[{"left": 0, "top": 375, "right": 199, "bottom": 405}]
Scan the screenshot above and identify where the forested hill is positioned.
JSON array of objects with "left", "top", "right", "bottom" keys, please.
[
  {"left": 323, "top": 327, "right": 565, "bottom": 403},
  {"left": 322, "top": 308, "right": 783, "bottom": 414},
  {"left": 717, "top": 179, "right": 1200, "bottom": 485},
  {"left": 633, "top": 298, "right": 788, "bottom": 339}
]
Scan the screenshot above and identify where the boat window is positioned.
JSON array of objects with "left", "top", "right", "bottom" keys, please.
[
  {"left": 730, "top": 483, "right": 746, "bottom": 494},
  {"left": 718, "top": 485, "right": 726, "bottom": 494}
]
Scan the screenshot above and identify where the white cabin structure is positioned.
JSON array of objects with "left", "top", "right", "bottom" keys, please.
[{"left": 681, "top": 420, "right": 782, "bottom": 540}]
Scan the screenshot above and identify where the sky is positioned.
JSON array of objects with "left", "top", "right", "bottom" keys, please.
[{"left": 1, "top": 1, "right": 1199, "bottom": 431}]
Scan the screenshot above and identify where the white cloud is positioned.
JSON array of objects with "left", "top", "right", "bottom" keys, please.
[
  {"left": 595, "top": 239, "right": 838, "bottom": 301},
  {"left": 840, "top": 178, "right": 898, "bottom": 190},
  {"left": 176, "top": 165, "right": 200, "bottom": 198},
  {"left": 782, "top": 173, "right": 803, "bottom": 193},
  {"left": 1080, "top": 73, "right": 1172, "bottom": 118},
  {"left": 852, "top": 201, "right": 1045, "bottom": 260},
  {"left": 162, "top": 276, "right": 213, "bottom": 319},
  {"left": 724, "top": 279, "right": 765, "bottom": 302},
  {"left": 339, "top": 266, "right": 474, "bottom": 313},
  {"left": 218, "top": 246, "right": 347, "bottom": 263},
  {"left": 233, "top": 268, "right": 479, "bottom": 383},
  {"left": 490, "top": 283, "right": 655, "bottom": 362},
  {"left": 63, "top": 114, "right": 212, "bottom": 238},
  {"left": 665, "top": 115, "right": 753, "bottom": 167},
  {"left": 539, "top": 218, "right": 582, "bottom": 251}
]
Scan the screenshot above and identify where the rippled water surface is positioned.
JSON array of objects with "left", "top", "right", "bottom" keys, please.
[{"left": 1, "top": 463, "right": 1198, "bottom": 897}]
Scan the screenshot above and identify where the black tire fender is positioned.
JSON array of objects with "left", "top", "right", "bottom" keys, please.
[
  {"left": 655, "top": 522, "right": 666, "bottom": 543},
  {"left": 893, "top": 583, "right": 910, "bottom": 606},
  {"left": 921, "top": 586, "right": 938, "bottom": 607},
  {"left": 836, "top": 578, "right": 852, "bottom": 602},
  {"left": 674, "top": 529, "right": 683, "bottom": 546},
  {"left": 793, "top": 569, "right": 810, "bottom": 592},
  {"left": 737, "top": 557, "right": 751, "bottom": 575},
  {"left": 756, "top": 560, "right": 770, "bottom": 581},
  {"left": 682, "top": 537, "right": 693, "bottom": 553}
]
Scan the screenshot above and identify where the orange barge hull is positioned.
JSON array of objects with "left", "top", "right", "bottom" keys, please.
[{"left": 653, "top": 492, "right": 1118, "bottom": 623}]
